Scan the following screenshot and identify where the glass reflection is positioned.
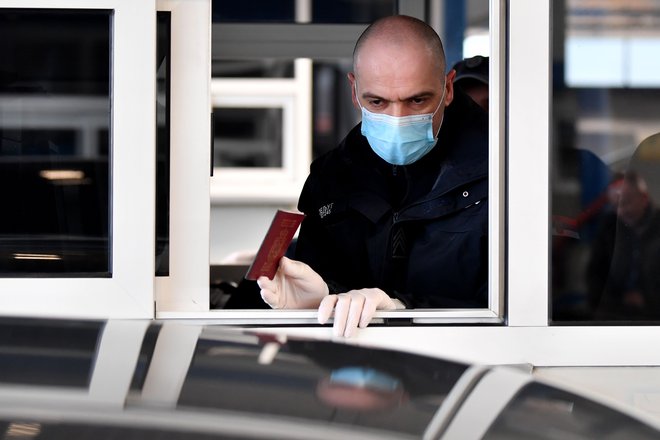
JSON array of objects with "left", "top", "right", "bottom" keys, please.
[
  {"left": 484, "top": 383, "right": 659, "bottom": 439},
  {"left": 0, "top": 318, "right": 101, "bottom": 387},
  {"left": 587, "top": 137, "right": 660, "bottom": 320},
  {"left": 156, "top": 12, "right": 171, "bottom": 277},
  {"left": 6, "top": 319, "right": 660, "bottom": 439},
  {"left": 0, "top": 9, "right": 111, "bottom": 276},
  {"left": 0, "top": 319, "right": 468, "bottom": 438},
  {"left": 551, "top": 0, "right": 660, "bottom": 322},
  {"left": 179, "top": 331, "right": 466, "bottom": 437}
]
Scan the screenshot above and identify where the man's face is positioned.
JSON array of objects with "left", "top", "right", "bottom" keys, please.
[{"left": 348, "top": 41, "right": 454, "bottom": 136}]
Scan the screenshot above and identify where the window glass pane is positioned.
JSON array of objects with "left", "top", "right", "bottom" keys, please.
[
  {"left": 0, "top": 318, "right": 102, "bottom": 387},
  {"left": 551, "top": 0, "right": 660, "bottom": 322},
  {"left": 311, "top": 0, "right": 395, "bottom": 24},
  {"left": 484, "top": 383, "right": 659, "bottom": 439},
  {"left": 156, "top": 12, "right": 171, "bottom": 277},
  {"left": 213, "top": 107, "right": 283, "bottom": 168},
  {"left": 0, "top": 9, "right": 111, "bottom": 277},
  {"left": 211, "top": 0, "right": 395, "bottom": 24},
  {"left": 212, "top": 0, "right": 295, "bottom": 23}
]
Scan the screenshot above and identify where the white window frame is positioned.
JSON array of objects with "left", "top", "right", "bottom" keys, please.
[
  {"left": 160, "top": 0, "right": 505, "bottom": 324},
  {"left": 0, "top": 0, "right": 156, "bottom": 319},
  {"left": 210, "top": 93, "right": 294, "bottom": 185},
  {"left": 154, "top": 0, "right": 211, "bottom": 314},
  {"left": 209, "top": 59, "right": 312, "bottom": 205}
]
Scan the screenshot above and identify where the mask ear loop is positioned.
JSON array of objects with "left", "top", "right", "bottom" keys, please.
[
  {"left": 432, "top": 79, "right": 448, "bottom": 117},
  {"left": 354, "top": 83, "right": 364, "bottom": 111},
  {"left": 430, "top": 79, "right": 448, "bottom": 138}
]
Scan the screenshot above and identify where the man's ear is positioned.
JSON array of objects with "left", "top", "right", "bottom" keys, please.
[
  {"left": 444, "top": 69, "right": 456, "bottom": 106},
  {"left": 347, "top": 72, "right": 359, "bottom": 109}
]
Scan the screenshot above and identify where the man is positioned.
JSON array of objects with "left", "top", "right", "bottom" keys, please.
[
  {"left": 451, "top": 55, "right": 489, "bottom": 111},
  {"left": 258, "top": 15, "right": 489, "bottom": 337},
  {"left": 588, "top": 167, "right": 660, "bottom": 320}
]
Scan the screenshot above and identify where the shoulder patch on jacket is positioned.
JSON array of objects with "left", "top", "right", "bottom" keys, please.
[{"left": 318, "top": 202, "right": 334, "bottom": 219}]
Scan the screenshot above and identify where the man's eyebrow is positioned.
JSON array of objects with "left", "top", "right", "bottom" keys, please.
[
  {"left": 403, "top": 91, "right": 436, "bottom": 101},
  {"left": 361, "top": 92, "right": 386, "bottom": 101},
  {"left": 361, "top": 91, "right": 437, "bottom": 101}
]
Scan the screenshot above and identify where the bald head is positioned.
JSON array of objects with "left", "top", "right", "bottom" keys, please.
[
  {"left": 347, "top": 15, "right": 454, "bottom": 139},
  {"left": 353, "top": 15, "right": 446, "bottom": 76}
]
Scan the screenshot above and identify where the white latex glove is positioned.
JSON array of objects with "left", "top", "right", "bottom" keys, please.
[
  {"left": 257, "top": 257, "right": 329, "bottom": 309},
  {"left": 317, "top": 288, "right": 404, "bottom": 338}
]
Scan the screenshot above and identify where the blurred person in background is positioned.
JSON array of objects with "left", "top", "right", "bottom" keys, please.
[
  {"left": 451, "top": 55, "right": 489, "bottom": 111},
  {"left": 588, "top": 133, "right": 660, "bottom": 320}
]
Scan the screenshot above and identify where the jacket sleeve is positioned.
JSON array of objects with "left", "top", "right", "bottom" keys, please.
[{"left": 294, "top": 171, "right": 349, "bottom": 295}]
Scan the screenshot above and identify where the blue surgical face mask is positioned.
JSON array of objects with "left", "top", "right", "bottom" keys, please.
[
  {"left": 329, "top": 367, "right": 401, "bottom": 392},
  {"left": 356, "top": 83, "right": 446, "bottom": 165}
]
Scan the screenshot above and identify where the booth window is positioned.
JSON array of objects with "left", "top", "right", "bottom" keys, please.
[
  {"left": 551, "top": 0, "right": 660, "bottom": 323},
  {"left": 205, "top": 0, "right": 498, "bottom": 324},
  {"left": 0, "top": 9, "right": 111, "bottom": 277}
]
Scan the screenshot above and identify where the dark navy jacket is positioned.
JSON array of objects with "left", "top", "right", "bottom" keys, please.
[{"left": 295, "top": 91, "right": 489, "bottom": 308}]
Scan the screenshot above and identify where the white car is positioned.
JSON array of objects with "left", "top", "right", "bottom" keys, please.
[{"left": 1, "top": 317, "right": 659, "bottom": 439}]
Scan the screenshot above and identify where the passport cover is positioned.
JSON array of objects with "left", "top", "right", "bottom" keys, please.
[{"left": 245, "top": 210, "right": 305, "bottom": 280}]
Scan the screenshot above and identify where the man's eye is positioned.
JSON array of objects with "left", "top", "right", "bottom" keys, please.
[
  {"left": 369, "top": 99, "right": 383, "bottom": 106},
  {"left": 411, "top": 98, "right": 426, "bottom": 105}
]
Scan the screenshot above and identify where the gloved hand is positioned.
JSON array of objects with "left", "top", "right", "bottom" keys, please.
[
  {"left": 317, "top": 288, "right": 404, "bottom": 338},
  {"left": 257, "top": 257, "right": 329, "bottom": 309}
]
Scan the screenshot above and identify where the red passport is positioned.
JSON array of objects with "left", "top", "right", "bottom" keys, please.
[{"left": 245, "top": 210, "right": 305, "bottom": 280}]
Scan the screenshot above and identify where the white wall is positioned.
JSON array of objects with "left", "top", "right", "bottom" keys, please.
[{"left": 210, "top": 204, "right": 297, "bottom": 264}]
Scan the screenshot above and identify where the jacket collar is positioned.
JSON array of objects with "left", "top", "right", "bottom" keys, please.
[{"left": 337, "top": 89, "right": 488, "bottom": 201}]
